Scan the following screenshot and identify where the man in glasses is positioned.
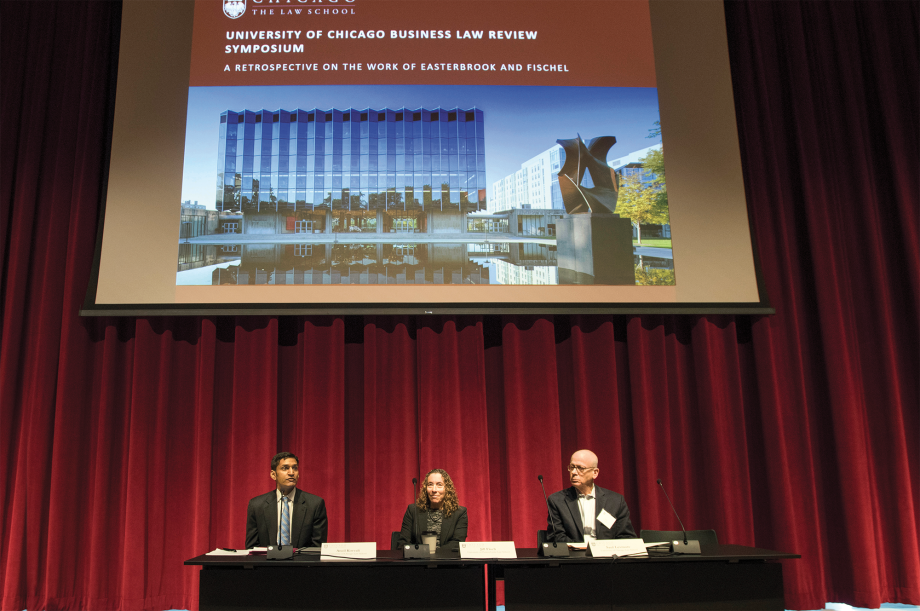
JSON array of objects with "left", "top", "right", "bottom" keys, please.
[
  {"left": 546, "top": 449, "right": 636, "bottom": 543},
  {"left": 245, "top": 452, "right": 328, "bottom": 549}
]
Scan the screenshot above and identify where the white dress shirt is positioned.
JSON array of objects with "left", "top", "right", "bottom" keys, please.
[
  {"left": 276, "top": 488, "right": 296, "bottom": 544},
  {"left": 577, "top": 486, "right": 597, "bottom": 542}
]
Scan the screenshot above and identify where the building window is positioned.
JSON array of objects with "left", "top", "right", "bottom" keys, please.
[
  {"left": 295, "top": 244, "right": 313, "bottom": 257},
  {"left": 223, "top": 222, "right": 239, "bottom": 234},
  {"left": 393, "top": 216, "right": 418, "bottom": 232},
  {"left": 216, "top": 106, "right": 486, "bottom": 218},
  {"left": 294, "top": 220, "right": 313, "bottom": 233},
  {"left": 473, "top": 219, "right": 507, "bottom": 233}
]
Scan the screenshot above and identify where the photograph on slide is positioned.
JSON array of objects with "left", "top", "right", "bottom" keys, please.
[{"left": 176, "top": 84, "right": 673, "bottom": 288}]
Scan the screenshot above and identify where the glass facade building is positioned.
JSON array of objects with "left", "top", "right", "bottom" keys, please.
[{"left": 215, "top": 107, "right": 486, "bottom": 233}]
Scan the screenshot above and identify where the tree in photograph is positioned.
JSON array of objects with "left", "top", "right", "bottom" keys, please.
[
  {"left": 635, "top": 265, "right": 676, "bottom": 286},
  {"left": 226, "top": 185, "right": 241, "bottom": 211},
  {"left": 615, "top": 173, "right": 669, "bottom": 244},
  {"left": 642, "top": 121, "right": 668, "bottom": 211},
  {"left": 639, "top": 146, "right": 668, "bottom": 209},
  {"left": 350, "top": 191, "right": 368, "bottom": 210},
  {"left": 387, "top": 189, "right": 404, "bottom": 208},
  {"left": 250, "top": 178, "right": 260, "bottom": 211},
  {"left": 642, "top": 147, "right": 666, "bottom": 185}
]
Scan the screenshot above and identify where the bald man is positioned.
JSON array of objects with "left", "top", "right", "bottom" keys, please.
[{"left": 546, "top": 449, "right": 636, "bottom": 542}]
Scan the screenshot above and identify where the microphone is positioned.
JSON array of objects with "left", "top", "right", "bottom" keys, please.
[
  {"left": 537, "top": 475, "right": 569, "bottom": 557},
  {"left": 267, "top": 496, "right": 293, "bottom": 560},
  {"left": 656, "top": 478, "right": 701, "bottom": 554},
  {"left": 401, "top": 476, "right": 429, "bottom": 559},
  {"left": 411, "top": 477, "right": 420, "bottom": 545}
]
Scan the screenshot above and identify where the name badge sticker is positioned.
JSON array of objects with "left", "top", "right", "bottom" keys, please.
[{"left": 597, "top": 508, "right": 615, "bottom": 529}]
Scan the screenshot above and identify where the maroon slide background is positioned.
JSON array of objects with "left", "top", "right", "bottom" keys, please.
[
  {"left": 1, "top": 1, "right": 918, "bottom": 610},
  {"left": 189, "top": 0, "right": 657, "bottom": 87}
]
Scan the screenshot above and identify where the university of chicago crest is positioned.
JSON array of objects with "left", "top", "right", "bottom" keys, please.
[{"left": 223, "top": 0, "right": 246, "bottom": 19}]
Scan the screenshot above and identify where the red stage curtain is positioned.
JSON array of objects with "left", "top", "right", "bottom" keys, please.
[{"left": 1, "top": 2, "right": 917, "bottom": 610}]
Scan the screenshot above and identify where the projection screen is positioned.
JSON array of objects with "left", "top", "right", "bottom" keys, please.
[{"left": 82, "top": 0, "right": 772, "bottom": 315}]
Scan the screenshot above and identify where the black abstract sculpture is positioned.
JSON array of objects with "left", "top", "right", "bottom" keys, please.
[{"left": 556, "top": 134, "right": 619, "bottom": 214}]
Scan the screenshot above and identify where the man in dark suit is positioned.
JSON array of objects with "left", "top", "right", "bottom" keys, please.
[
  {"left": 245, "top": 452, "right": 328, "bottom": 549},
  {"left": 546, "top": 449, "right": 636, "bottom": 542}
]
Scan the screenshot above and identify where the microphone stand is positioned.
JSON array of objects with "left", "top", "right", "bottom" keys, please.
[
  {"left": 538, "top": 475, "right": 569, "bottom": 557},
  {"left": 656, "top": 479, "right": 701, "bottom": 554},
  {"left": 403, "top": 477, "right": 429, "bottom": 559}
]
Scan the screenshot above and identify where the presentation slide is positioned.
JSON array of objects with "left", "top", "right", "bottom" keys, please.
[{"left": 87, "top": 0, "right": 768, "bottom": 314}]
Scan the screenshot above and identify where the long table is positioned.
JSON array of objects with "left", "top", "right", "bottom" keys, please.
[
  {"left": 185, "top": 544, "right": 798, "bottom": 611},
  {"left": 497, "top": 544, "right": 799, "bottom": 610},
  {"left": 185, "top": 548, "right": 486, "bottom": 611}
]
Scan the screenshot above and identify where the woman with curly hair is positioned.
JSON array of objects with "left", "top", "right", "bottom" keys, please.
[{"left": 396, "top": 468, "right": 468, "bottom": 549}]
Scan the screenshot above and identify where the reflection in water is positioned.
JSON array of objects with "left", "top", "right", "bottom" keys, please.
[
  {"left": 177, "top": 244, "right": 241, "bottom": 272},
  {"left": 176, "top": 242, "right": 675, "bottom": 286},
  {"left": 491, "top": 259, "right": 560, "bottom": 285},
  {"left": 202, "top": 242, "right": 493, "bottom": 285}
]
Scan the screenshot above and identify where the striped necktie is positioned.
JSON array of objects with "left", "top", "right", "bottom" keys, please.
[{"left": 280, "top": 496, "right": 291, "bottom": 546}]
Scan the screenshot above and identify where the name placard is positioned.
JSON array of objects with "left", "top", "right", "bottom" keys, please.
[
  {"left": 459, "top": 541, "right": 517, "bottom": 559},
  {"left": 320, "top": 542, "right": 377, "bottom": 560},
  {"left": 587, "top": 538, "right": 648, "bottom": 558}
]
